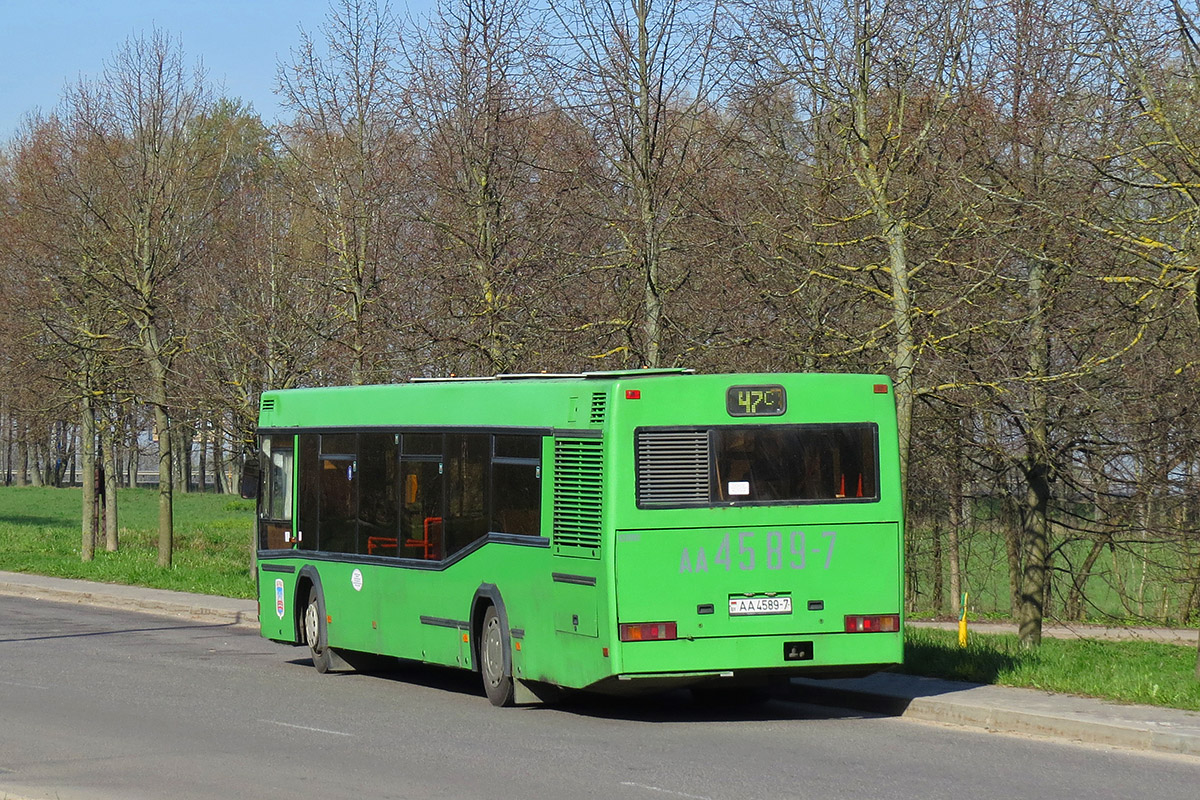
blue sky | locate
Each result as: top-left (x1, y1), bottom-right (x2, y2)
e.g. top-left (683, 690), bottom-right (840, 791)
top-left (0, 0), bottom-right (434, 139)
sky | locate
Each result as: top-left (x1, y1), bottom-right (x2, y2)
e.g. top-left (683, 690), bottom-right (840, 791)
top-left (0, 0), bottom-right (434, 140)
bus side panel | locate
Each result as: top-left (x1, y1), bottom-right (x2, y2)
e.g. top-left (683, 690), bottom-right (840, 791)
top-left (319, 561), bottom-right (385, 655)
top-left (257, 563), bottom-right (300, 644)
top-left (299, 544), bottom-right (559, 678)
top-left (528, 557), bottom-right (613, 690)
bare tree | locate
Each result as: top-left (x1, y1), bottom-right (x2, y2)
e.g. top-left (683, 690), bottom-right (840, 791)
top-left (277, 0), bottom-right (407, 384)
top-left (745, 0), bottom-right (977, 495)
top-left (400, 0), bottom-right (578, 373)
top-left (50, 31), bottom-right (230, 567)
top-left (547, 0), bottom-right (733, 367)
top-left (1080, 0), bottom-right (1200, 673)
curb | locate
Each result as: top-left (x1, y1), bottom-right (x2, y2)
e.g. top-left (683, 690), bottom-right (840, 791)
top-left (0, 573), bottom-right (259, 630)
top-left (792, 675), bottom-right (1200, 758)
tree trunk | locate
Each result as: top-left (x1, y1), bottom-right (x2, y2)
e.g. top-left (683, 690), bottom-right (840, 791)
top-left (1018, 464), bottom-right (1050, 646)
top-left (948, 425), bottom-right (964, 618)
top-left (29, 441), bottom-right (43, 486)
top-left (1018, 257), bottom-right (1051, 648)
top-left (103, 418), bottom-right (119, 552)
top-left (198, 423), bottom-right (208, 492)
top-left (80, 397), bottom-right (97, 562)
top-left (932, 520), bottom-right (945, 615)
top-left (15, 427), bottom-right (28, 486)
top-left (152, 402), bottom-right (174, 568)
top-left (1066, 538), bottom-right (1106, 621)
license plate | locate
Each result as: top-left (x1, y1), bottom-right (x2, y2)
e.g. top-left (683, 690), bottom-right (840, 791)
top-left (729, 596), bottom-right (792, 616)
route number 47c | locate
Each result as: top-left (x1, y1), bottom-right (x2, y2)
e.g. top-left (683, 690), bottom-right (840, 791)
top-left (679, 530), bottom-right (836, 574)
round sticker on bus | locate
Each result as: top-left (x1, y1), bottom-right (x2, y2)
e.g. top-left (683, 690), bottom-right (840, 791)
top-left (351, 568), bottom-right (364, 592)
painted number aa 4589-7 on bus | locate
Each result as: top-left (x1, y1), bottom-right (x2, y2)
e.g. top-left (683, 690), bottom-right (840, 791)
top-left (679, 530), bottom-right (836, 574)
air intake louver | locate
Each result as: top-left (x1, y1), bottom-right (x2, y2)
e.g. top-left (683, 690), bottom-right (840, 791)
top-left (589, 392), bottom-right (607, 426)
top-left (552, 438), bottom-right (603, 557)
top-left (260, 397), bottom-right (276, 414)
top-left (636, 430), bottom-right (711, 506)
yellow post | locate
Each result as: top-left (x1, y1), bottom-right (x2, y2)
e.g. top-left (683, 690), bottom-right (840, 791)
top-left (958, 592), bottom-right (969, 648)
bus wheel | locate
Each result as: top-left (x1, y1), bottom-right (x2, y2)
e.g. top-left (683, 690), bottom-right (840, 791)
top-left (480, 606), bottom-right (514, 707)
top-left (304, 585), bottom-right (333, 674)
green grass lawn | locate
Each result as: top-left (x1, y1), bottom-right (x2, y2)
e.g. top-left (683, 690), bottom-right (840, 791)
top-left (903, 626), bottom-right (1200, 711)
top-left (0, 485), bottom-right (255, 598)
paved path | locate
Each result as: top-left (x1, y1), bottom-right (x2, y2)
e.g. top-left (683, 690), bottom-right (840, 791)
top-left (3, 570), bottom-right (1200, 759)
top-left (911, 618), bottom-right (1200, 647)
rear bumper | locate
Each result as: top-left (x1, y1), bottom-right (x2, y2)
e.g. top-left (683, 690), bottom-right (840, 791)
top-left (609, 630), bottom-right (902, 685)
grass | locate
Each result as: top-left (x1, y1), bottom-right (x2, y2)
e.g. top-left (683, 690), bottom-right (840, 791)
top-left (0, 485), bottom-right (255, 598)
top-left (903, 626), bottom-right (1200, 711)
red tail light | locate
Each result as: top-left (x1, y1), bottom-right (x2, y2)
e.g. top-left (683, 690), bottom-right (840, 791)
top-left (619, 622), bottom-right (677, 642)
top-left (844, 614), bottom-right (900, 633)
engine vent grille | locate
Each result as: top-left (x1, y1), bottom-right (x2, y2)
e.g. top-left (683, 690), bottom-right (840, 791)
top-left (552, 438), bottom-right (604, 558)
top-left (589, 392), bottom-right (608, 426)
top-left (636, 430), bottom-right (711, 506)
top-left (260, 397), bottom-right (276, 414)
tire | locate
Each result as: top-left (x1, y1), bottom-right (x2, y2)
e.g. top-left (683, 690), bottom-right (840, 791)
top-left (303, 584), bottom-right (334, 674)
top-left (480, 605), bottom-right (515, 707)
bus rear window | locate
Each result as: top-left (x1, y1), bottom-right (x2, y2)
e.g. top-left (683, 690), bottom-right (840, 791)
top-left (636, 424), bottom-right (879, 508)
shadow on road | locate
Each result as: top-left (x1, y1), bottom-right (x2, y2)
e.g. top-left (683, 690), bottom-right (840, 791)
top-left (283, 655), bottom-right (883, 723)
top-left (0, 619), bottom-right (243, 644)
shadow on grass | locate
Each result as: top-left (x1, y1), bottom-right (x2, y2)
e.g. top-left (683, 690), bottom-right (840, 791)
top-left (0, 514), bottom-right (69, 527)
top-left (900, 637), bottom-right (1024, 684)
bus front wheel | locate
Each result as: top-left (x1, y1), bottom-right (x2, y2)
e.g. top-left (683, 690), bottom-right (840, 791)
top-left (480, 606), bottom-right (514, 707)
top-left (304, 585), bottom-right (334, 674)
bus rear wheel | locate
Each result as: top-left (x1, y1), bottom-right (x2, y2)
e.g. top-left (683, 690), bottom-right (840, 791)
top-left (480, 606), bottom-right (514, 707)
top-left (304, 585), bottom-right (334, 674)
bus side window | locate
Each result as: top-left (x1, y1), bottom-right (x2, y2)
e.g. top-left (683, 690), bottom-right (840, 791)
top-left (297, 434), bottom-right (320, 550)
top-left (400, 459), bottom-right (443, 559)
top-left (492, 434), bottom-right (541, 536)
top-left (357, 432), bottom-right (398, 557)
top-left (444, 434), bottom-right (490, 557)
top-left (257, 436), bottom-right (293, 550)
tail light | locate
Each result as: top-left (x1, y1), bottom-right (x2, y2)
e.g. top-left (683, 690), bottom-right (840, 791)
top-left (619, 622), bottom-right (677, 642)
top-left (844, 614), bottom-right (900, 633)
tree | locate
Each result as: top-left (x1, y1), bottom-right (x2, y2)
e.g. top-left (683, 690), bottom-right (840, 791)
top-left (49, 31), bottom-right (232, 567)
top-left (547, 0), bottom-right (734, 367)
top-left (277, 0), bottom-right (407, 384)
top-left (1081, 0), bottom-right (1200, 672)
top-left (745, 0), bottom-right (976, 494)
top-left (400, 0), bottom-right (579, 374)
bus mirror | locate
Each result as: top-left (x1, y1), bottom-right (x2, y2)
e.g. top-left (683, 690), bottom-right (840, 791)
top-left (239, 458), bottom-right (261, 500)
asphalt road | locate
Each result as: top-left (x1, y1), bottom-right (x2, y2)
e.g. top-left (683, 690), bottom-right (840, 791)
top-left (1, 595), bottom-right (1198, 800)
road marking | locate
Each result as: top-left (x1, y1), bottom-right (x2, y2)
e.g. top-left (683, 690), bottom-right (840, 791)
top-left (620, 782), bottom-right (711, 800)
top-left (0, 679), bottom-right (48, 690)
top-left (261, 719), bottom-right (354, 737)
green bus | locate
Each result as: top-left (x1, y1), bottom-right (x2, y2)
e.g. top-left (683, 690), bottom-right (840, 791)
top-left (252, 370), bottom-right (903, 706)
